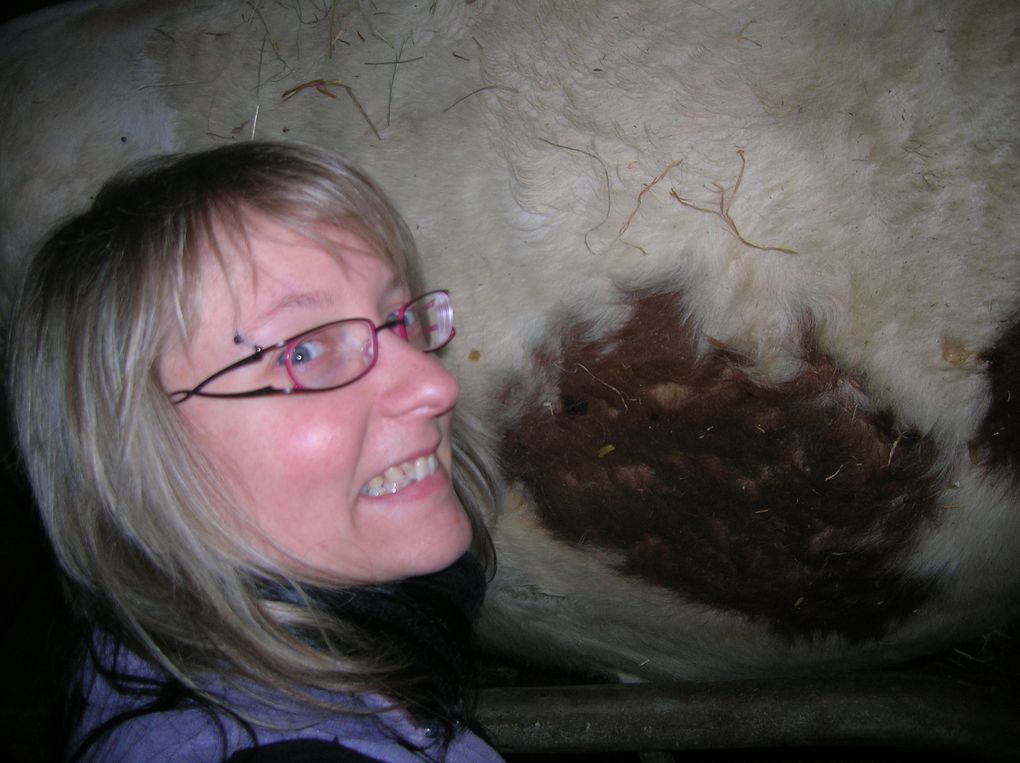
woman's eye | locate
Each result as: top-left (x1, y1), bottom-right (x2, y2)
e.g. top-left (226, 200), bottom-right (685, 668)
top-left (279, 340), bottom-right (324, 368)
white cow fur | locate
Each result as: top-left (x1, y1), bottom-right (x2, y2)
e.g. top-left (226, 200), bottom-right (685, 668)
top-left (2, 0), bottom-right (1019, 680)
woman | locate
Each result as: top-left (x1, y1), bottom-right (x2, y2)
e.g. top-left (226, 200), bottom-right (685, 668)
top-left (6, 142), bottom-right (504, 761)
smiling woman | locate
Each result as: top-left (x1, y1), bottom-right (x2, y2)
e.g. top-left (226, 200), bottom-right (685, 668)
top-left (162, 221), bottom-right (471, 584)
top-left (5, 142), bottom-right (502, 761)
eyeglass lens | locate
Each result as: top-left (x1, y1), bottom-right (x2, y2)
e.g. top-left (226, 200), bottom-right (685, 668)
top-left (285, 291), bottom-right (454, 390)
top-left (400, 292), bottom-right (454, 352)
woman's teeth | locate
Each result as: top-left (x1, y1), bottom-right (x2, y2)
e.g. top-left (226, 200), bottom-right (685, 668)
top-left (360, 453), bottom-right (439, 496)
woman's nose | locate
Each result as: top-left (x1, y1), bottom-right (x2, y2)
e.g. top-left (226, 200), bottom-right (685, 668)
top-left (373, 330), bottom-right (460, 416)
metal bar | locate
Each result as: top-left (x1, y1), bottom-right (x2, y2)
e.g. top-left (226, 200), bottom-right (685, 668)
top-left (476, 674), bottom-right (1020, 760)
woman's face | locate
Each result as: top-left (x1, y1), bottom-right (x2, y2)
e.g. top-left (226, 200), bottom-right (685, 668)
top-left (160, 218), bottom-right (473, 583)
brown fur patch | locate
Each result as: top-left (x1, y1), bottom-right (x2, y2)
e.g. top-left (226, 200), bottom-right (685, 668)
top-left (975, 311), bottom-right (1020, 477)
top-left (498, 291), bottom-right (942, 642)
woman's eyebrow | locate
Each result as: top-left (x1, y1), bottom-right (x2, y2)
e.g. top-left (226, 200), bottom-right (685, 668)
top-left (247, 290), bottom-right (336, 338)
top-left (245, 276), bottom-right (408, 340)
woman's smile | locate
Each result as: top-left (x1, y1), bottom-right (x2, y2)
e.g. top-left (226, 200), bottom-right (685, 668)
top-left (360, 449), bottom-right (442, 497)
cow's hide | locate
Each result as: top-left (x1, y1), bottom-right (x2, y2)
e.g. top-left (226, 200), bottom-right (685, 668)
top-left (2, 0), bottom-right (1019, 681)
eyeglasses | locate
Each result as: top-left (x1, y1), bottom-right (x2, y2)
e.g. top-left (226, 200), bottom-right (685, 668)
top-left (168, 290), bottom-right (455, 403)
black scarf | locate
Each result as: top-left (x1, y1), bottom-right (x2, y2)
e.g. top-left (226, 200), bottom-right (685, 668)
top-left (261, 553), bottom-right (488, 734)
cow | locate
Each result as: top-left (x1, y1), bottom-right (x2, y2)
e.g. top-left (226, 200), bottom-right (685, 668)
top-left (2, 0), bottom-right (1019, 683)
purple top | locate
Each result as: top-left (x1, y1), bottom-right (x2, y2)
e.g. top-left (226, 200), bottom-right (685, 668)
top-left (73, 637), bottom-right (504, 762)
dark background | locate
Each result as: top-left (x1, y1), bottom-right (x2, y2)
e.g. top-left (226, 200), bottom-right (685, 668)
top-left (2, 0), bottom-right (64, 25)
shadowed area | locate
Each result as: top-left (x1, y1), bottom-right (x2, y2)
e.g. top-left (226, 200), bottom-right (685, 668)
top-left (975, 309), bottom-right (1020, 478)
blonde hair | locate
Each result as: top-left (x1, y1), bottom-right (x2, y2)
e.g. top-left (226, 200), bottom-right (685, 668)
top-left (7, 142), bottom-right (499, 735)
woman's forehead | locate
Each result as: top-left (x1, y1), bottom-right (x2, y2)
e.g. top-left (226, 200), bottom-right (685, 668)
top-left (172, 217), bottom-right (401, 345)
top-left (161, 224), bottom-right (403, 382)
